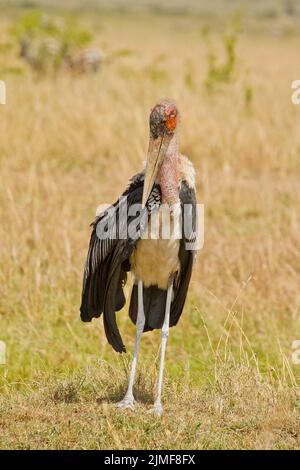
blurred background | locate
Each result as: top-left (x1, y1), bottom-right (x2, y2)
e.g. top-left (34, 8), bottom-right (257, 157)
top-left (1, 0), bottom-right (300, 450)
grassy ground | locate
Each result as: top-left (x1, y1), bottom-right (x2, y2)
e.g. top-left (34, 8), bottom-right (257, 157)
top-left (1, 3), bottom-right (300, 449)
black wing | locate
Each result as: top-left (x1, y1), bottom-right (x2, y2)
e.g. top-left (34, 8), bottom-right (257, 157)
top-left (169, 180), bottom-right (197, 327)
top-left (80, 172), bottom-right (161, 353)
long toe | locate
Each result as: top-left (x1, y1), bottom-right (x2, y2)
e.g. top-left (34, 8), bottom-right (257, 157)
top-left (149, 403), bottom-right (163, 416)
top-left (116, 397), bottom-right (135, 411)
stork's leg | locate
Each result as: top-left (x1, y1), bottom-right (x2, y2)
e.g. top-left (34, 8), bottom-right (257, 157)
top-left (116, 280), bottom-right (145, 411)
top-left (150, 277), bottom-right (173, 416)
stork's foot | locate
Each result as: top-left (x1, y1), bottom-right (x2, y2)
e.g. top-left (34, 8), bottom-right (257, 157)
top-left (116, 396), bottom-right (135, 411)
top-left (149, 402), bottom-right (163, 416)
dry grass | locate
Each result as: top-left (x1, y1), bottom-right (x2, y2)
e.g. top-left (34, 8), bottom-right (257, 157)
top-left (1, 4), bottom-right (300, 449)
top-left (1, 362), bottom-right (300, 449)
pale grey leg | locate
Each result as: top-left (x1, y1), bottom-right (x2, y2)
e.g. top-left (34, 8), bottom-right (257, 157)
top-left (150, 277), bottom-right (173, 416)
top-left (116, 280), bottom-right (145, 411)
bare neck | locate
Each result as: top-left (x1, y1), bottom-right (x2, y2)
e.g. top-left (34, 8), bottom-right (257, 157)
top-left (159, 133), bottom-right (180, 206)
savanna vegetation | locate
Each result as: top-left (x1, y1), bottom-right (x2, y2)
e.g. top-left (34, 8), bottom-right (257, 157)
top-left (1, 0), bottom-right (300, 450)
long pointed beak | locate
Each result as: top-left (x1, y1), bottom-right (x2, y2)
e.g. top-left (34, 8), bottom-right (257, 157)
top-left (142, 133), bottom-right (169, 207)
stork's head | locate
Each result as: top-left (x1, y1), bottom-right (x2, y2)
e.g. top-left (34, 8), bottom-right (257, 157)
top-left (149, 100), bottom-right (179, 138)
top-left (142, 100), bottom-right (179, 206)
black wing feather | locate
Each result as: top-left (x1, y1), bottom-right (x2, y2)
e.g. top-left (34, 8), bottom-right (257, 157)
top-left (170, 181), bottom-right (197, 326)
top-left (80, 172), bottom-right (155, 353)
top-left (80, 172), bottom-right (144, 322)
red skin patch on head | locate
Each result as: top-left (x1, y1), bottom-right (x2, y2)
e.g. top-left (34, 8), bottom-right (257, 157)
top-left (166, 116), bottom-right (177, 131)
top-left (165, 105), bottom-right (177, 131)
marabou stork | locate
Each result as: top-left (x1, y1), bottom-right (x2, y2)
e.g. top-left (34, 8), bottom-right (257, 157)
top-left (80, 100), bottom-right (197, 415)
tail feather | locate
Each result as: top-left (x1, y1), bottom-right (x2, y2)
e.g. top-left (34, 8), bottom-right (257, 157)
top-left (103, 264), bottom-right (126, 353)
top-left (129, 283), bottom-right (167, 331)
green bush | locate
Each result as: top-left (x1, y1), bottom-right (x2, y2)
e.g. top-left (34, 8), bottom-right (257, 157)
top-left (203, 11), bottom-right (242, 92)
top-left (12, 11), bottom-right (92, 73)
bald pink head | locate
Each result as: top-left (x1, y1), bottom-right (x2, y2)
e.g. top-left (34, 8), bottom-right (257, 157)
top-left (149, 99), bottom-right (179, 139)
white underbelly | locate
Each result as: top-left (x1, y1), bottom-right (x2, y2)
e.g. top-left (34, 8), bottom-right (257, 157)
top-left (130, 208), bottom-right (180, 289)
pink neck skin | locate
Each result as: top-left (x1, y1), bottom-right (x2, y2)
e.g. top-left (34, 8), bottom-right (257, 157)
top-left (159, 133), bottom-right (180, 206)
